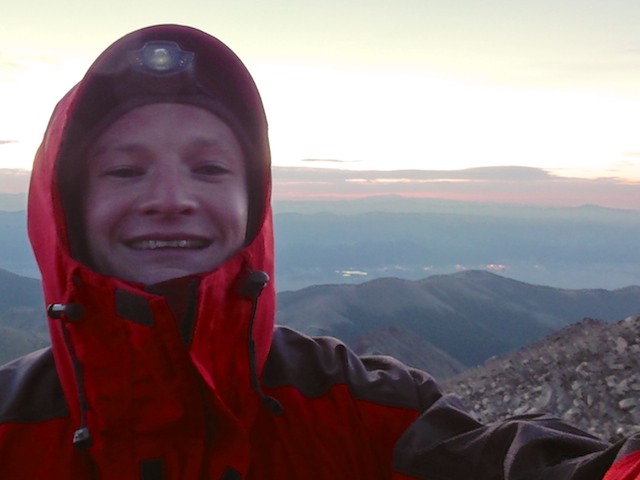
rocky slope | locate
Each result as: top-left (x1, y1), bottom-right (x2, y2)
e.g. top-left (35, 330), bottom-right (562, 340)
top-left (443, 316), bottom-right (640, 442)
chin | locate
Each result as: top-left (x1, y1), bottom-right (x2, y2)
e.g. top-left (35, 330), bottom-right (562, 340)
top-left (116, 268), bottom-right (187, 286)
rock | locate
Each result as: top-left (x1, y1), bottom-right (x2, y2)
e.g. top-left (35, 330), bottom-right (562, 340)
top-left (615, 337), bottom-right (628, 354)
top-left (618, 398), bottom-right (639, 411)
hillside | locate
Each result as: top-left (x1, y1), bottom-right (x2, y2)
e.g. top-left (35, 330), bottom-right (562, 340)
top-left (0, 268), bottom-right (46, 365)
top-left (443, 316), bottom-right (640, 442)
top-left (0, 309), bottom-right (49, 365)
top-left (277, 270), bottom-right (640, 369)
top-left (351, 325), bottom-right (466, 378)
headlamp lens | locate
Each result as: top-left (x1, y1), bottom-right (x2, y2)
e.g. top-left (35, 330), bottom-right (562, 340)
top-left (131, 41), bottom-right (195, 75)
top-left (146, 47), bottom-right (174, 71)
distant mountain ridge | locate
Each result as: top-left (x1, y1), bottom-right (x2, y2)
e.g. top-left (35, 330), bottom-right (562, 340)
top-left (277, 270), bottom-right (640, 370)
top-left (273, 198), bottom-right (640, 291)
top-left (1, 196), bottom-right (639, 289)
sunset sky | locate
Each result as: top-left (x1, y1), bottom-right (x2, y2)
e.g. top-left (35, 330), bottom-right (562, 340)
top-left (2, 1), bottom-right (640, 206)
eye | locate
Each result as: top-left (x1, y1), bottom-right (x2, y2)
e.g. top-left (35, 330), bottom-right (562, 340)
top-left (103, 166), bottom-right (145, 178)
top-left (192, 163), bottom-right (231, 177)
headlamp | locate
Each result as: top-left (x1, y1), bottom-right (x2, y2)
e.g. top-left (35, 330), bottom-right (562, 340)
top-left (113, 40), bottom-right (199, 98)
top-left (129, 41), bottom-right (195, 76)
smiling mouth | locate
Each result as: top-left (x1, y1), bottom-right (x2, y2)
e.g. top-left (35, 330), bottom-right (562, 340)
top-left (128, 239), bottom-right (211, 250)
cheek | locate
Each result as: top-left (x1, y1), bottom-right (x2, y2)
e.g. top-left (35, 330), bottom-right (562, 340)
top-left (83, 190), bottom-right (124, 236)
top-left (83, 196), bottom-right (105, 234)
top-left (214, 190), bottom-right (249, 240)
top-left (233, 189), bottom-right (250, 235)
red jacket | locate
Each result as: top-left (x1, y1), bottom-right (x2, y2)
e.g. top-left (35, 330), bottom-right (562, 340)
top-left (0, 24), bottom-right (634, 479)
top-left (604, 451), bottom-right (640, 480)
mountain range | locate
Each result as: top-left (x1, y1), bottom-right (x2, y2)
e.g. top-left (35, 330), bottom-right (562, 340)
top-left (273, 198), bottom-right (640, 291)
top-left (276, 270), bottom-right (640, 370)
top-left (3, 196), bottom-right (640, 290)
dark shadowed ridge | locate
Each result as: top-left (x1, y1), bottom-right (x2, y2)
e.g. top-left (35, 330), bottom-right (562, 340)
top-left (351, 325), bottom-right (466, 379)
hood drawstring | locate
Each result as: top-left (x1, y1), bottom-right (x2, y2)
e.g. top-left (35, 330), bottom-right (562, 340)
top-left (47, 303), bottom-right (94, 449)
top-left (238, 270), bottom-right (283, 416)
top-left (45, 269), bottom-right (281, 452)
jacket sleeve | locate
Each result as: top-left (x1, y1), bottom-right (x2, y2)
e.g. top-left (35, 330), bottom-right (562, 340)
top-left (340, 338), bottom-right (624, 479)
top-left (266, 327), bottom-right (629, 479)
top-left (392, 368), bottom-right (629, 480)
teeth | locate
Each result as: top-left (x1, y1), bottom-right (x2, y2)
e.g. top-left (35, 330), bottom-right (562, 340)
top-left (130, 239), bottom-right (207, 250)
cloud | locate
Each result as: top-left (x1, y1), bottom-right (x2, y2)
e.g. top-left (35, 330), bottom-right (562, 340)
top-left (0, 48), bottom-right (71, 72)
top-left (0, 169), bottom-right (31, 194)
top-left (0, 52), bottom-right (24, 71)
top-left (450, 166), bottom-right (552, 181)
top-left (301, 158), bottom-right (362, 166)
top-left (273, 165), bottom-right (556, 188)
top-left (485, 264), bottom-right (509, 272)
top-left (272, 165), bottom-right (640, 210)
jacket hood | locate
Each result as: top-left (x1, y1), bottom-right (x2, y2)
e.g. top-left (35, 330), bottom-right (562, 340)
top-left (27, 24), bottom-right (275, 472)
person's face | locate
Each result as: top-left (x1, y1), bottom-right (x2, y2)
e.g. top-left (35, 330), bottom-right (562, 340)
top-left (83, 103), bottom-right (248, 285)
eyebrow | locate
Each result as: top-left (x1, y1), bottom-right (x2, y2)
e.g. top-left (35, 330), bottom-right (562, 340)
top-left (90, 137), bottom-right (242, 161)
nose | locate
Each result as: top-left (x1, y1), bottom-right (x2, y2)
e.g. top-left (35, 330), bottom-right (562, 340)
top-left (138, 168), bottom-right (198, 216)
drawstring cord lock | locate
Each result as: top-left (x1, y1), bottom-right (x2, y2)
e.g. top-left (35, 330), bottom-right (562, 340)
top-left (72, 427), bottom-right (93, 449)
top-left (237, 270), bottom-right (270, 299)
top-left (47, 303), bottom-right (86, 321)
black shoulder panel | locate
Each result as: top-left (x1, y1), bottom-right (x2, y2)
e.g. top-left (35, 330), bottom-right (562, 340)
top-left (262, 326), bottom-right (442, 410)
top-left (0, 348), bottom-right (68, 423)
top-left (394, 412), bottom-right (617, 479)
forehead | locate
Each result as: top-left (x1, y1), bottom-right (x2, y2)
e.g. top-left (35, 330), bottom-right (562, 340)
top-left (90, 103), bottom-right (245, 156)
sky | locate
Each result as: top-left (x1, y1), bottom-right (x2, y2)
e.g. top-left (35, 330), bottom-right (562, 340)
top-left (2, 0), bottom-right (640, 206)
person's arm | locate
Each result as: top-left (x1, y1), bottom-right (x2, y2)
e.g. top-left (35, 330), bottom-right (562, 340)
top-left (391, 365), bottom-right (633, 479)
